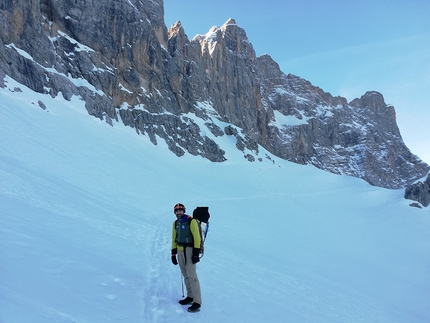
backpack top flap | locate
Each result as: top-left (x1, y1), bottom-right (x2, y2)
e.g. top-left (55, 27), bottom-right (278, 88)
top-left (193, 206), bottom-right (210, 223)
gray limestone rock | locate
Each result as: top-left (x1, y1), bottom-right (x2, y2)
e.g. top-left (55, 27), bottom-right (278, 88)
top-left (404, 175), bottom-right (430, 207)
top-left (0, 0), bottom-right (428, 192)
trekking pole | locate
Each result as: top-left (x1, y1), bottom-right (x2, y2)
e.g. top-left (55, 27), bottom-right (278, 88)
top-left (181, 273), bottom-right (185, 297)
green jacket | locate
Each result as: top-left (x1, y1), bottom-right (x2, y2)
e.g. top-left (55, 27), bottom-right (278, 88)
top-left (172, 216), bottom-right (201, 251)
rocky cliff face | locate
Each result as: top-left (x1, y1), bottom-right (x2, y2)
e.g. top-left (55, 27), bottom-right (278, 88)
top-left (404, 175), bottom-right (430, 208)
top-left (1, 0), bottom-right (428, 191)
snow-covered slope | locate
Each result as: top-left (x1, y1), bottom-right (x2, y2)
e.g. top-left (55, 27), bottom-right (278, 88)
top-left (1, 77), bottom-right (429, 323)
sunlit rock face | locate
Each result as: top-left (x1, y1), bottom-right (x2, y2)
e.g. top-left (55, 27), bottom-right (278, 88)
top-left (1, 0), bottom-right (428, 188)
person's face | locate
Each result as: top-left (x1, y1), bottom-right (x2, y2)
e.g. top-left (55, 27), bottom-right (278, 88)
top-left (175, 208), bottom-right (185, 219)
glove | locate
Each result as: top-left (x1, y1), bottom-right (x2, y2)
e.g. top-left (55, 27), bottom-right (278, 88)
top-left (171, 249), bottom-right (178, 265)
top-left (191, 248), bottom-right (200, 264)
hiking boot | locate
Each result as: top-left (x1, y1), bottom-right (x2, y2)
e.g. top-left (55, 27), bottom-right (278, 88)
top-left (178, 297), bottom-right (193, 305)
top-left (187, 302), bottom-right (201, 313)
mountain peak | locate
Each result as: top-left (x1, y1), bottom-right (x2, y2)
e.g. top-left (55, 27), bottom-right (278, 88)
top-left (349, 91), bottom-right (387, 110)
top-left (168, 20), bottom-right (184, 38)
top-left (1, 0), bottom-right (428, 190)
top-left (222, 18), bottom-right (237, 26)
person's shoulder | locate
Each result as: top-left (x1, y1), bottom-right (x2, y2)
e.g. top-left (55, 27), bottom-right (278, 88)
top-left (189, 216), bottom-right (198, 225)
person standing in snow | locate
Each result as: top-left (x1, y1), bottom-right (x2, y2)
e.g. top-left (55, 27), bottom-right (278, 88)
top-left (171, 203), bottom-right (202, 313)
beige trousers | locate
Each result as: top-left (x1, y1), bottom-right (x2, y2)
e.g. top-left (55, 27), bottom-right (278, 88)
top-left (178, 247), bottom-right (202, 305)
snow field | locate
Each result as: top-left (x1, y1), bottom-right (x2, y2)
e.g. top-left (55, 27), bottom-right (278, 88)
top-left (1, 77), bottom-right (429, 322)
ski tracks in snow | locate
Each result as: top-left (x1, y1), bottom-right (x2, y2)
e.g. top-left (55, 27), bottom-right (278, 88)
top-left (142, 219), bottom-right (179, 322)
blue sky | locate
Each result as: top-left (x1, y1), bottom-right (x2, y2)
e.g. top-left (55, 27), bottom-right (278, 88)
top-left (164, 0), bottom-right (430, 165)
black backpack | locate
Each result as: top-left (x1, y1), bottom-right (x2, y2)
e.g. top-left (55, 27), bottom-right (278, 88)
top-left (192, 207), bottom-right (210, 257)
